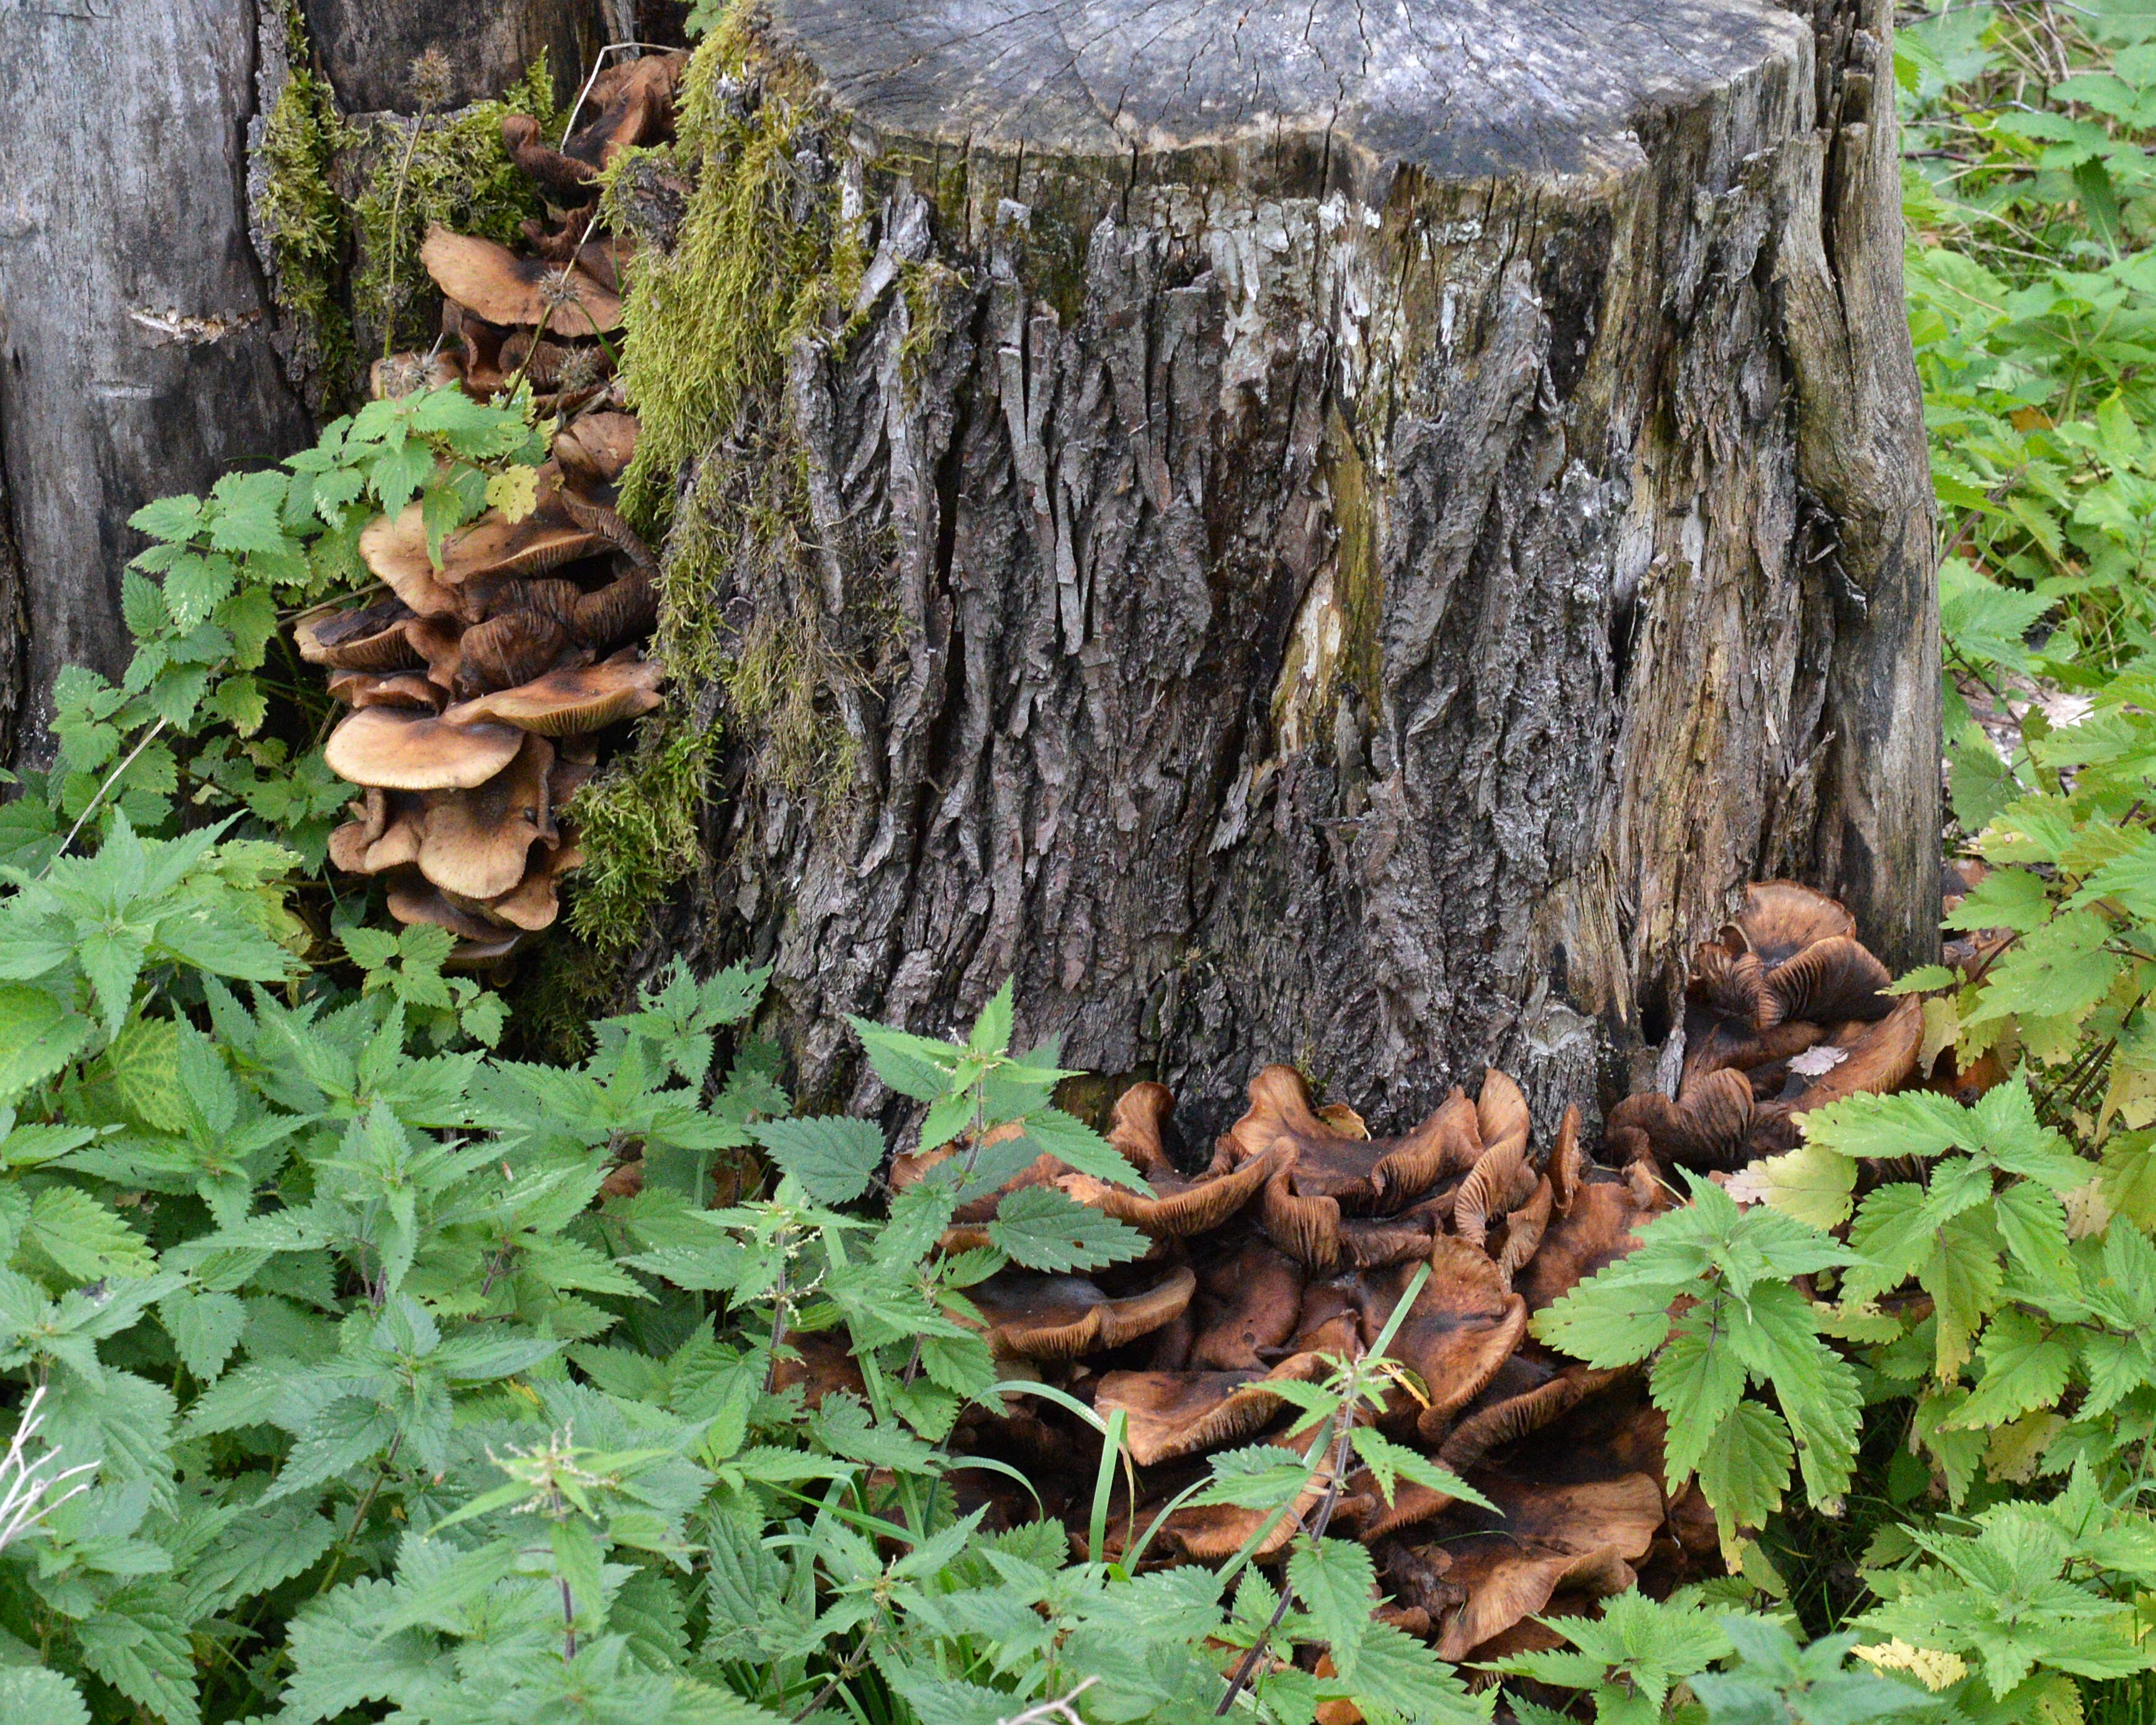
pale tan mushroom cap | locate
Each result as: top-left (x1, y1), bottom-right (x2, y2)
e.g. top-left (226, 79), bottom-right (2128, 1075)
top-left (441, 656), bottom-right (663, 736)
top-left (420, 227), bottom-right (623, 334)
top-left (325, 707), bottom-right (526, 791)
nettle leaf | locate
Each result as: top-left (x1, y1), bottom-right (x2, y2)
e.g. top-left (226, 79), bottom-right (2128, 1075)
top-left (159, 1286), bottom-right (247, 1381)
top-left (1289, 1537), bottom-right (1375, 1682)
top-left (0, 983), bottom-right (91, 1100)
top-left (1016, 1105), bottom-right (1152, 1191)
top-left (848, 1016), bottom-right (960, 1100)
top-left (0, 1667), bottom-right (91, 1725)
top-left (25, 1186), bottom-right (156, 1283)
top-left (1653, 1306), bottom-right (1749, 1484)
top-left (1964, 907), bottom-right (2118, 1024)
top-left (1696, 1399), bottom-right (1792, 1547)
top-left (986, 1186), bottom-right (1147, 1271)
top-left (76, 1588), bottom-right (199, 1725)
top-left (753, 1115), bottom-right (885, 1204)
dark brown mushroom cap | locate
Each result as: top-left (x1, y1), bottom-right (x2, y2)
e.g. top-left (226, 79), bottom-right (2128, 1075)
top-left (1094, 1354), bottom-right (1330, 1467)
top-left (555, 480), bottom-right (659, 572)
top-left (963, 1266), bottom-right (1197, 1363)
top-left (570, 570), bottom-right (658, 651)
top-left (1516, 1171), bottom-right (1663, 1313)
top-left (1763, 933), bottom-right (1894, 1026)
top-left (1680, 1018), bottom-right (1823, 1101)
top-left (465, 575), bottom-right (584, 629)
top-left (441, 655), bottom-right (663, 736)
top-left (1739, 880), bottom-right (1858, 968)
top-left (1428, 1473), bottom-right (1665, 1660)
top-left (1364, 1237), bottom-right (1529, 1440)
top-left (1453, 1138), bottom-right (1537, 1250)
top-left (419, 227), bottom-right (622, 334)
top-left (1060, 1091), bottom-right (1277, 1238)
top-left (1437, 1363), bottom-right (1629, 1474)
top-left (416, 732), bottom-right (553, 899)
top-left (1604, 1066), bottom-right (1757, 1171)
top-left (554, 411), bottom-right (639, 483)
top-left (501, 112), bottom-right (600, 200)
top-left (562, 51), bottom-right (682, 169)
top-left (325, 707), bottom-right (526, 791)
top-left (385, 872), bottom-right (516, 942)
top-left (1132, 1422), bottom-right (1333, 1563)
top-left (405, 616), bottom-right (463, 694)
top-left (1491, 1177), bottom-right (1554, 1287)
top-left (328, 789), bottom-right (427, 876)
top-left (455, 609), bottom-right (572, 700)
top-left (769, 1328), bottom-right (869, 1409)
top-left (297, 597), bottom-right (424, 670)
top-left (1689, 941), bottom-right (1774, 1030)
top-left (1748, 994), bottom-right (1925, 1154)
top-left (1179, 1236), bottom-right (1308, 1372)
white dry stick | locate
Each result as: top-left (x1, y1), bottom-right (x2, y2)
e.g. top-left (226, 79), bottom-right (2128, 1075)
top-left (0, 1386), bottom-right (97, 1555)
top-left (998, 1679), bottom-right (1099, 1725)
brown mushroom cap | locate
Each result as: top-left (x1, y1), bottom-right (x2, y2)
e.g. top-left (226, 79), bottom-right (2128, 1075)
top-left (570, 570), bottom-right (658, 651)
top-left (1604, 1067), bottom-right (1757, 1171)
top-left (1095, 1355), bottom-right (1330, 1467)
top-left (419, 228), bottom-right (622, 334)
top-left (416, 732), bottom-right (553, 898)
top-left (455, 609), bottom-right (573, 700)
top-left (328, 789), bottom-right (427, 876)
top-left (1740, 880), bottom-right (1859, 968)
top-left (1763, 933), bottom-right (1894, 1026)
top-left (1748, 994), bottom-right (1925, 1153)
top-left (325, 707), bottom-right (526, 791)
top-left (1517, 1173), bottom-right (1663, 1313)
top-left (326, 669), bottom-right (444, 712)
top-left (486, 832), bottom-right (583, 933)
top-left (1177, 1237), bottom-right (1309, 1372)
top-left (385, 874), bottom-right (516, 942)
top-left (364, 490), bottom-right (609, 595)
top-left (297, 597), bottom-right (424, 670)
top-left (441, 655), bottom-right (663, 735)
top-left (1428, 1474), bottom-right (1665, 1660)
top-left (1364, 1237), bottom-right (1530, 1440)
top-left (554, 411), bottom-right (638, 483)
top-left (964, 1266), bottom-right (1197, 1363)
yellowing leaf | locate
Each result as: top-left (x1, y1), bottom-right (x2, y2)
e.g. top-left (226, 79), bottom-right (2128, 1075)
top-left (1854, 1639), bottom-right (1969, 1691)
top-left (1984, 1411), bottom-right (2066, 1484)
top-left (484, 465), bottom-right (539, 523)
top-left (1750, 1140), bottom-right (1857, 1230)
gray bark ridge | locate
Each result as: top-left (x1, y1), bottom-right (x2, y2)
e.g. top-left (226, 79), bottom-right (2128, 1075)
top-left (648, 0), bottom-right (1936, 1141)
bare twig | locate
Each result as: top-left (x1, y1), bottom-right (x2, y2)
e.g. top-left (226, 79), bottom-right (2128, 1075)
top-left (999, 1678), bottom-right (1100, 1724)
top-left (40, 715), bottom-right (169, 876)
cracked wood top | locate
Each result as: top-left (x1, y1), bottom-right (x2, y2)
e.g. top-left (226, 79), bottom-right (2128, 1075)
top-left (765, 0), bottom-right (1810, 186)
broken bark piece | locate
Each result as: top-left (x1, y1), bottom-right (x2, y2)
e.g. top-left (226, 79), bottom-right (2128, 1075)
top-left (326, 707), bottom-right (526, 791)
top-left (420, 227), bottom-right (623, 334)
top-left (441, 655), bottom-right (663, 735)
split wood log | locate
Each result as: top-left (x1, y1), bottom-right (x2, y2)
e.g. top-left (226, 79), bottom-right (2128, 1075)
top-left (651, 0), bottom-right (1939, 1136)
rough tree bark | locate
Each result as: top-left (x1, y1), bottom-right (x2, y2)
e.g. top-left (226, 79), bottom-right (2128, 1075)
top-left (653, 0), bottom-right (1939, 1137)
top-left (0, 0), bottom-right (601, 763)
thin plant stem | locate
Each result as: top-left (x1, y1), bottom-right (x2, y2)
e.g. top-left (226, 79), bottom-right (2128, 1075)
top-left (41, 716), bottom-right (168, 876)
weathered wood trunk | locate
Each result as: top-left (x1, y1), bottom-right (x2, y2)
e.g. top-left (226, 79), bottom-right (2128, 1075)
top-left (646, 0), bottom-right (1939, 1139)
top-left (0, 0), bottom-right (601, 762)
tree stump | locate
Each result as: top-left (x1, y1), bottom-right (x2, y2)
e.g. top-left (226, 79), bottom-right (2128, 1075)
top-left (646, 0), bottom-right (1938, 1137)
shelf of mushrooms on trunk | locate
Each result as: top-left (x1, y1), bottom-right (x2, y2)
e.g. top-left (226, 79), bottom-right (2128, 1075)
top-left (763, 884), bottom-right (1999, 1676)
top-left (302, 50), bottom-right (686, 964)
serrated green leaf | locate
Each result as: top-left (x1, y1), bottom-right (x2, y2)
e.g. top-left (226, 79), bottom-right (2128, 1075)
top-left (0, 1668), bottom-right (92, 1725)
top-left (753, 1115), bottom-right (885, 1204)
top-left (1697, 1399), bottom-right (1792, 1549)
top-left (985, 1186), bottom-right (1147, 1271)
top-left (1289, 1537), bottom-right (1375, 1682)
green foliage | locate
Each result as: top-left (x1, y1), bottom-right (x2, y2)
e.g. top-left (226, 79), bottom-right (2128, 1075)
top-left (1534, 1176), bottom-right (1861, 1554)
top-left (350, 59), bottom-right (560, 356)
top-left (254, 7), bottom-right (359, 405)
top-left (0, 384), bottom-right (544, 885)
top-left (1485, 1588), bottom-right (1751, 1724)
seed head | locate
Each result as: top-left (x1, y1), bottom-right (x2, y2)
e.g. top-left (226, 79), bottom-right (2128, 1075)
top-left (409, 48), bottom-right (454, 113)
